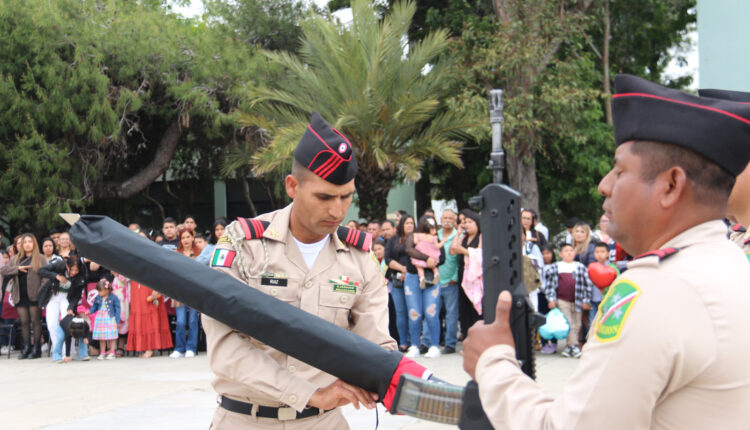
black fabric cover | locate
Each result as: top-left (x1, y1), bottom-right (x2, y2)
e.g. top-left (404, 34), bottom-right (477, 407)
top-left (336, 226), bottom-right (372, 252)
top-left (613, 74), bottom-right (750, 176)
top-left (69, 215), bottom-right (401, 399)
top-left (294, 112), bottom-right (357, 185)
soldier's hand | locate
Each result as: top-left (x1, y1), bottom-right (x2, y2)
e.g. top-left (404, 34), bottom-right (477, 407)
top-left (463, 290), bottom-right (515, 380)
top-left (307, 379), bottom-right (377, 411)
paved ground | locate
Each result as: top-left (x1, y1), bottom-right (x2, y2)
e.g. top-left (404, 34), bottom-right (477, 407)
top-left (0, 344), bottom-right (578, 429)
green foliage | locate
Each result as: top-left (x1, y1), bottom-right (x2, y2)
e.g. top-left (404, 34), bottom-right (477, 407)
top-left (0, 0), bottom-right (258, 231)
top-left (204, 0), bottom-right (309, 51)
top-left (237, 0), bottom-right (478, 219)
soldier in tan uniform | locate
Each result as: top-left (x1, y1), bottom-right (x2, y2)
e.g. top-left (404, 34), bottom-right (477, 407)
top-left (699, 88), bottom-right (750, 256)
top-left (462, 74), bottom-right (750, 429)
top-left (203, 112), bottom-right (397, 429)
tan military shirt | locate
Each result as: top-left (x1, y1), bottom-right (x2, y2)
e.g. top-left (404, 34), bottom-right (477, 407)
top-left (202, 204), bottom-right (396, 413)
top-left (475, 220), bottom-right (750, 429)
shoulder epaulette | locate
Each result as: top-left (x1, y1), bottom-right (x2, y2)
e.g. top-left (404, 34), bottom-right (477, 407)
top-left (236, 217), bottom-right (270, 240)
top-left (337, 226), bottom-right (372, 252)
top-left (634, 247), bottom-right (680, 262)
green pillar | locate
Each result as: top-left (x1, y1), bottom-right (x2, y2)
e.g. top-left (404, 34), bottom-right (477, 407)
top-left (214, 180), bottom-right (227, 219)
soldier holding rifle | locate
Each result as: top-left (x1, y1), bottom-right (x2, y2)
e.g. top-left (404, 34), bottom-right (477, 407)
top-left (463, 75), bottom-right (750, 429)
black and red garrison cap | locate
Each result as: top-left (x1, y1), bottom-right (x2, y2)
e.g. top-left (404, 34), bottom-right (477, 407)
top-left (699, 88), bottom-right (750, 103)
top-left (612, 74), bottom-right (750, 176)
top-left (294, 112), bottom-right (358, 185)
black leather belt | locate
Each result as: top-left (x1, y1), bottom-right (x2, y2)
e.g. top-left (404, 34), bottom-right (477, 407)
top-left (219, 396), bottom-right (328, 420)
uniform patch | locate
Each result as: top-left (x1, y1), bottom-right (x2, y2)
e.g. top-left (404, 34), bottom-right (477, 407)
top-left (211, 249), bottom-right (236, 268)
top-left (594, 280), bottom-right (641, 343)
top-left (329, 276), bottom-right (359, 294)
top-left (217, 235), bottom-right (231, 246)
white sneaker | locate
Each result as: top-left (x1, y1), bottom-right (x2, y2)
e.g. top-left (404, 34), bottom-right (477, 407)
top-left (405, 346), bottom-right (420, 358)
top-left (41, 343), bottom-right (49, 353)
top-left (184, 350), bottom-right (196, 358)
top-left (0, 346), bottom-right (9, 355)
top-left (169, 351), bottom-right (184, 358)
top-left (424, 346), bottom-right (441, 358)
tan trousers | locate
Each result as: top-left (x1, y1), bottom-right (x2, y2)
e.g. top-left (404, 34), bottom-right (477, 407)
top-left (557, 299), bottom-right (581, 348)
top-left (210, 405), bottom-right (349, 430)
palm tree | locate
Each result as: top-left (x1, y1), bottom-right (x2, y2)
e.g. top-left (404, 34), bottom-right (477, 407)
top-left (235, 0), bottom-right (476, 220)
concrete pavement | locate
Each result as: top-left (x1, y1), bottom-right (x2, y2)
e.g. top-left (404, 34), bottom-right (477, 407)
top-left (0, 345), bottom-right (578, 429)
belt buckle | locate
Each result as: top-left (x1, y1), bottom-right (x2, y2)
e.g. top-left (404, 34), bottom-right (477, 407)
top-left (277, 407), bottom-right (297, 421)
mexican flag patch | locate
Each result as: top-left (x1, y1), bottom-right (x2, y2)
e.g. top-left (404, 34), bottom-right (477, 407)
top-left (594, 280), bottom-right (641, 343)
top-left (211, 249), bottom-right (236, 268)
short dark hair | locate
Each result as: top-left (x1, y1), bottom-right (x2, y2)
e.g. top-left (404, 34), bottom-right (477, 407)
top-left (593, 241), bottom-right (609, 251)
top-left (381, 220), bottom-right (395, 227)
top-left (416, 215), bottom-right (437, 234)
top-left (163, 217), bottom-right (177, 226)
top-left (291, 159), bottom-right (312, 184)
top-left (631, 141), bottom-right (735, 206)
top-left (373, 239), bottom-right (386, 248)
top-left (560, 243), bottom-right (574, 251)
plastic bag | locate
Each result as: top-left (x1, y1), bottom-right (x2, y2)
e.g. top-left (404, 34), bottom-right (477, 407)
top-left (539, 308), bottom-right (570, 340)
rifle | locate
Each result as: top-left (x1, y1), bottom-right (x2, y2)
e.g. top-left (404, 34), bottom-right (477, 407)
top-left (389, 89), bottom-right (543, 428)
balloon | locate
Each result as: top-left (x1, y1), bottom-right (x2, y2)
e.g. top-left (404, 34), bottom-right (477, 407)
top-left (588, 262), bottom-right (618, 290)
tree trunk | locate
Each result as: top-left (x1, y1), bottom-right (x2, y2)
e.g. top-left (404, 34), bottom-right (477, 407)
top-left (239, 170), bottom-right (258, 217)
top-left (506, 148), bottom-right (540, 214)
top-left (354, 161), bottom-right (395, 221)
top-left (415, 173), bottom-right (432, 217)
top-left (97, 120), bottom-right (182, 199)
top-left (603, 0), bottom-right (612, 125)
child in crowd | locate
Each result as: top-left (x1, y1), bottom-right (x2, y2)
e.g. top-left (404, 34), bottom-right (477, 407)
top-left (538, 244), bottom-right (557, 354)
top-left (110, 272), bottom-right (130, 357)
top-left (88, 279), bottom-right (121, 360)
top-left (586, 242), bottom-right (612, 334)
top-left (542, 243), bottom-right (593, 358)
top-left (410, 217), bottom-right (446, 288)
top-left (372, 240), bottom-right (388, 280)
top-left (54, 306), bottom-right (90, 363)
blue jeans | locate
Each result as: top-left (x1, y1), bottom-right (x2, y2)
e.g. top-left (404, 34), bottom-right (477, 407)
top-left (52, 326), bottom-right (89, 361)
top-left (390, 284), bottom-right (409, 347)
top-left (175, 306), bottom-right (199, 353)
top-left (404, 272), bottom-right (441, 347)
top-left (439, 281), bottom-right (459, 348)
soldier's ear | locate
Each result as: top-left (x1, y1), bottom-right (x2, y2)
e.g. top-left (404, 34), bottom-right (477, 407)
top-left (285, 174), bottom-right (299, 199)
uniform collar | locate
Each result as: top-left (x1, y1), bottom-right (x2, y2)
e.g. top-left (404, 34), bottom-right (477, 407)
top-left (263, 203), bottom-right (349, 252)
top-left (661, 219), bottom-right (729, 250)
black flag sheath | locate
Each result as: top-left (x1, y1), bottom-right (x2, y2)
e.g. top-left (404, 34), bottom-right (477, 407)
top-left (66, 215), bottom-right (402, 399)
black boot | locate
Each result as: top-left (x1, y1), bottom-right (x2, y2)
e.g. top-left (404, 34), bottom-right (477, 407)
top-left (18, 343), bottom-right (32, 360)
top-left (29, 343), bottom-right (42, 359)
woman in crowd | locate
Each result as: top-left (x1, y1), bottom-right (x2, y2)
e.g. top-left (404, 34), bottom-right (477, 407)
top-left (0, 233), bottom-right (47, 359)
top-left (37, 238), bottom-right (66, 359)
top-left (127, 228), bottom-right (173, 358)
top-left (171, 228), bottom-right (200, 358)
top-left (572, 222), bottom-right (596, 267)
top-left (385, 214), bottom-right (415, 352)
top-left (57, 232), bottom-right (76, 259)
top-left (450, 209), bottom-right (482, 342)
top-left (404, 214), bottom-right (445, 359)
top-left (521, 208), bottom-right (548, 248)
top-left (196, 218), bottom-right (228, 266)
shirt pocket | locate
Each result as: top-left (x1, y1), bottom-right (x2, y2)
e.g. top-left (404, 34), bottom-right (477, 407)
top-left (318, 281), bottom-right (361, 329)
top-left (256, 279), bottom-right (301, 304)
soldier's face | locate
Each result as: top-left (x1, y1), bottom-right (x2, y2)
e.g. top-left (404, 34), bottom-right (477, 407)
top-left (286, 173), bottom-right (356, 241)
top-left (728, 162), bottom-right (750, 227)
top-left (598, 142), bottom-right (660, 256)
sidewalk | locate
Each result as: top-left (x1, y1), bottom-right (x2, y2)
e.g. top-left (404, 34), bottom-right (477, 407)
top-left (0, 346), bottom-right (578, 429)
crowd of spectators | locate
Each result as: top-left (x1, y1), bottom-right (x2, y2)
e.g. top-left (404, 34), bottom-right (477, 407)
top-left (0, 207), bottom-right (625, 363)
top-left (0, 215), bottom-right (227, 361)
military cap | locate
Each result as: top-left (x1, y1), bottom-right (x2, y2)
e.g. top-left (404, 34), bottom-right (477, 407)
top-left (294, 112), bottom-right (357, 185)
top-left (612, 74), bottom-right (750, 176)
